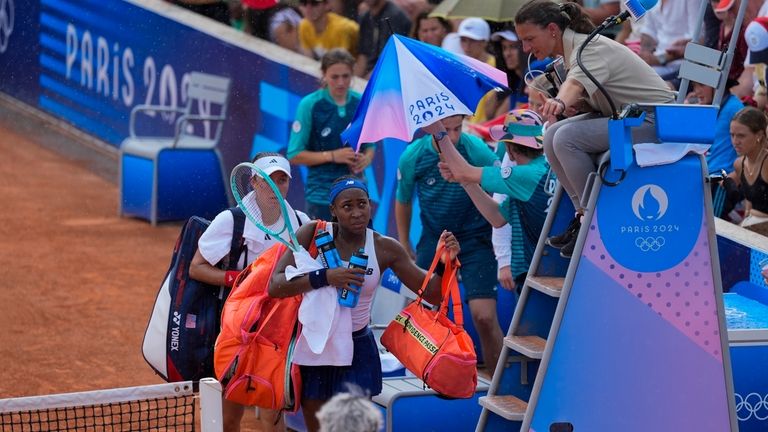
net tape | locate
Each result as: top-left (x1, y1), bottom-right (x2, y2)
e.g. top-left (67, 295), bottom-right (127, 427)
top-left (0, 382), bottom-right (197, 431)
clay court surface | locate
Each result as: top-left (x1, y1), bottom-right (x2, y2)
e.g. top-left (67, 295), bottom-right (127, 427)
top-left (0, 101), bottom-right (260, 428)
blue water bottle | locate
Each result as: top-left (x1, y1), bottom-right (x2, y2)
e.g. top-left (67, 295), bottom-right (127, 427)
top-left (315, 230), bottom-right (342, 269)
top-left (339, 248), bottom-right (368, 308)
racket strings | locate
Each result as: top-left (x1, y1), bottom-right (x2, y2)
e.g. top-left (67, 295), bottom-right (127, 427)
top-left (231, 164), bottom-right (289, 240)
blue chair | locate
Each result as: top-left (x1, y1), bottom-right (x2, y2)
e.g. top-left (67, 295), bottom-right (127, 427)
top-left (119, 72), bottom-right (231, 225)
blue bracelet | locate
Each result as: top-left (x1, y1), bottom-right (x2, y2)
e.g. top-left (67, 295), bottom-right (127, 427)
top-left (308, 268), bottom-right (328, 289)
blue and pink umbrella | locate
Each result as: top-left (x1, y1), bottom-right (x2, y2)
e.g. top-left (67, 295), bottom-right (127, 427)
top-left (341, 34), bottom-right (508, 149)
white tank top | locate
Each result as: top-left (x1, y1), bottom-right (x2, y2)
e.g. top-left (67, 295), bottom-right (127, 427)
top-left (327, 226), bottom-right (381, 331)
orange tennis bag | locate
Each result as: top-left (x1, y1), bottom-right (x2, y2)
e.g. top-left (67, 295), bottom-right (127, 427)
top-left (381, 246), bottom-right (477, 398)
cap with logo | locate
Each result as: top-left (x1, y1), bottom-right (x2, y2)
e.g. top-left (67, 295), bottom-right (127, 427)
top-left (253, 155), bottom-right (292, 178)
top-left (457, 18), bottom-right (491, 42)
top-left (488, 109), bottom-right (545, 149)
top-left (746, 17), bottom-right (768, 65)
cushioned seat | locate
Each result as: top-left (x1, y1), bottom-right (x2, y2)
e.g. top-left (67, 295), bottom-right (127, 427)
top-left (118, 72), bottom-right (231, 225)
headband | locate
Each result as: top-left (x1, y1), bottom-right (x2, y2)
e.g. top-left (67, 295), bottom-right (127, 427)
top-left (329, 178), bottom-right (368, 203)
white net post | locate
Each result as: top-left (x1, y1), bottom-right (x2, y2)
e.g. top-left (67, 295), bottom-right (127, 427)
top-left (199, 378), bottom-right (223, 432)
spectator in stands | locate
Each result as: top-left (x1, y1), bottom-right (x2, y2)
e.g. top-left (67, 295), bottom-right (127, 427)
top-left (746, 17), bottom-right (768, 112)
top-left (516, 0), bottom-right (675, 258)
top-left (728, 106), bottom-right (768, 228)
top-left (327, 0), bottom-right (363, 21)
top-left (686, 81), bottom-right (743, 174)
top-left (288, 49), bottom-right (375, 220)
top-left (458, 18), bottom-right (495, 66)
top-left (298, 0), bottom-right (360, 59)
top-left (433, 110), bottom-right (551, 293)
top-left (395, 114), bottom-right (503, 374)
top-left (710, 0), bottom-right (753, 99)
top-left (354, 0), bottom-right (412, 78)
top-left (244, 1), bottom-right (303, 52)
top-left (484, 30), bottom-right (527, 120)
top-left (316, 385), bottom-right (383, 432)
top-left (190, 152), bottom-right (310, 432)
top-left (638, 0), bottom-right (700, 82)
top-left (410, 12), bottom-right (452, 47)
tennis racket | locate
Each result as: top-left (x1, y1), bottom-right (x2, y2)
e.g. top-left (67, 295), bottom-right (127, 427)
top-left (230, 162), bottom-right (304, 252)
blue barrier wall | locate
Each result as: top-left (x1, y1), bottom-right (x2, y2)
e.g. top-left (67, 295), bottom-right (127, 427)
top-left (0, 0), bottom-right (427, 288)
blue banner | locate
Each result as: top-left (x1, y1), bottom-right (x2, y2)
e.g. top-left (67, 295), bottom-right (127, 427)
top-left (0, 0), bottom-right (418, 288)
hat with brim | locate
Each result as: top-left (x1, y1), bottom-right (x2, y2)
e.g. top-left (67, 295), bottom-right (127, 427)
top-left (746, 17), bottom-right (768, 65)
top-left (491, 31), bottom-right (518, 43)
top-left (488, 109), bottom-right (544, 149)
top-left (253, 155), bottom-right (292, 178)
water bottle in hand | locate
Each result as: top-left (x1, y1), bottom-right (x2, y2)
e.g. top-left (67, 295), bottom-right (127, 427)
top-left (339, 248), bottom-right (368, 308)
top-left (315, 230), bottom-right (342, 269)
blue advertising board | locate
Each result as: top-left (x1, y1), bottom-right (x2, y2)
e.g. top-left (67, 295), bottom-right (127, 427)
top-left (0, 0), bottom-right (425, 288)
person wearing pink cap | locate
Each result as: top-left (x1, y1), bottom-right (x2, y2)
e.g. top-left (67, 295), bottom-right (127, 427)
top-left (430, 109), bottom-right (553, 285)
top-left (190, 152), bottom-right (310, 431)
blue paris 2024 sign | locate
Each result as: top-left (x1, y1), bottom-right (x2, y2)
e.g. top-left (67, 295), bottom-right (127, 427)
top-left (598, 157), bottom-right (703, 272)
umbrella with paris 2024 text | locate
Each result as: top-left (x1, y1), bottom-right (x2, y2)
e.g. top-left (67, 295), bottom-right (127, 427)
top-left (340, 34), bottom-right (508, 150)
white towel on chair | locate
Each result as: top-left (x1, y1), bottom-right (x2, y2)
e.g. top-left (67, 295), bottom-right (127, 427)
top-left (286, 248), bottom-right (353, 366)
top-left (634, 143), bottom-right (710, 167)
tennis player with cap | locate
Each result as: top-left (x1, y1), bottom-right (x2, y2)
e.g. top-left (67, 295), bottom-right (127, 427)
top-left (189, 152), bottom-right (310, 431)
top-left (432, 109), bottom-right (552, 289)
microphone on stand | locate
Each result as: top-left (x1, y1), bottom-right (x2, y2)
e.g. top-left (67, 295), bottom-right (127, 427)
top-left (609, 0), bottom-right (659, 26)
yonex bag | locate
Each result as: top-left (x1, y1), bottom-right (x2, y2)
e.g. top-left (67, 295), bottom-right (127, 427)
top-left (142, 208), bottom-right (245, 382)
top-left (381, 246), bottom-right (477, 398)
top-left (214, 222), bottom-right (322, 410)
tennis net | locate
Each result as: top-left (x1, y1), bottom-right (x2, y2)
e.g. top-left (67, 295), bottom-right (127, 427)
top-left (0, 379), bottom-right (222, 432)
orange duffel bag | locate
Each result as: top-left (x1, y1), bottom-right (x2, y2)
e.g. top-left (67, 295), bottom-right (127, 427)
top-left (381, 245), bottom-right (477, 398)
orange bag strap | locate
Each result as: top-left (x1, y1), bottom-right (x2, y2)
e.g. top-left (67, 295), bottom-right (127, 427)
top-left (415, 245), bottom-right (463, 327)
top-left (252, 222), bottom-right (326, 336)
top-left (439, 254), bottom-right (464, 328)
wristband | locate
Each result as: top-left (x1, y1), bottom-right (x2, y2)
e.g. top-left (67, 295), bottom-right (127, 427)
top-left (308, 268), bottom-right (328, 289)
top-left (224, 270), bottom-right (240, 288)
top-left (433, 131), bottom-right (448, 142)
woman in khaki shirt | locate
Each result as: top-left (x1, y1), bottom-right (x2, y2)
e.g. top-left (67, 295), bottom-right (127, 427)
top-left (513, 0), bottom-right (675, 258)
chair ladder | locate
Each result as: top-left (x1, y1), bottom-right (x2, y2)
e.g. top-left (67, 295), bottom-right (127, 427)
top-left (475, 184), bottom-right (574, 431)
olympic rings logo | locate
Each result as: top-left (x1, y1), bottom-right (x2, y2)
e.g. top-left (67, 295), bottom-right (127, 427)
top-left (0, 0), bottom-right (13, 54)
top-left (634, 236), bottom-right (665, 252)
top-left (735, 392), bottom-right (768, 421)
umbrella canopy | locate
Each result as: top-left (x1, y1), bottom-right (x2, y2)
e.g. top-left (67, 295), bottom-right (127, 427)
top-left (341, 34), bottom-right (508, 150)
top-left (429, 0), bottom-right (529, 22)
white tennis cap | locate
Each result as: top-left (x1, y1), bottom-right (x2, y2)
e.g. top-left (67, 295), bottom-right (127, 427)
top-left (491, 30), bottom-right (518, 43)
top-left (253, 155), bottom-right (292, 178)
top-left (458, 18), bottom-right (490, 42)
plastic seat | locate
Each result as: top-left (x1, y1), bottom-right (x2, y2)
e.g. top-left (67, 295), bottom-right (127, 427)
top-left (119, 72), bottom-right (231, 225)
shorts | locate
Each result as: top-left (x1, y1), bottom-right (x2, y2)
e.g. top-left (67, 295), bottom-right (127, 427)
top-left (416, 235), bottom-right (497, 301)
top-left (299, 327), bottom-right (382, 400)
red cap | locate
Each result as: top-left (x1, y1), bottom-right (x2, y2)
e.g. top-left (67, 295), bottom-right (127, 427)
top-left (713, 0), bottom-right (735, 13)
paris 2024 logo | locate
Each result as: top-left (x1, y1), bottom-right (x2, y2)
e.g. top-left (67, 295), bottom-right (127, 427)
top-left (599, 179), bottom-right (701, 272)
